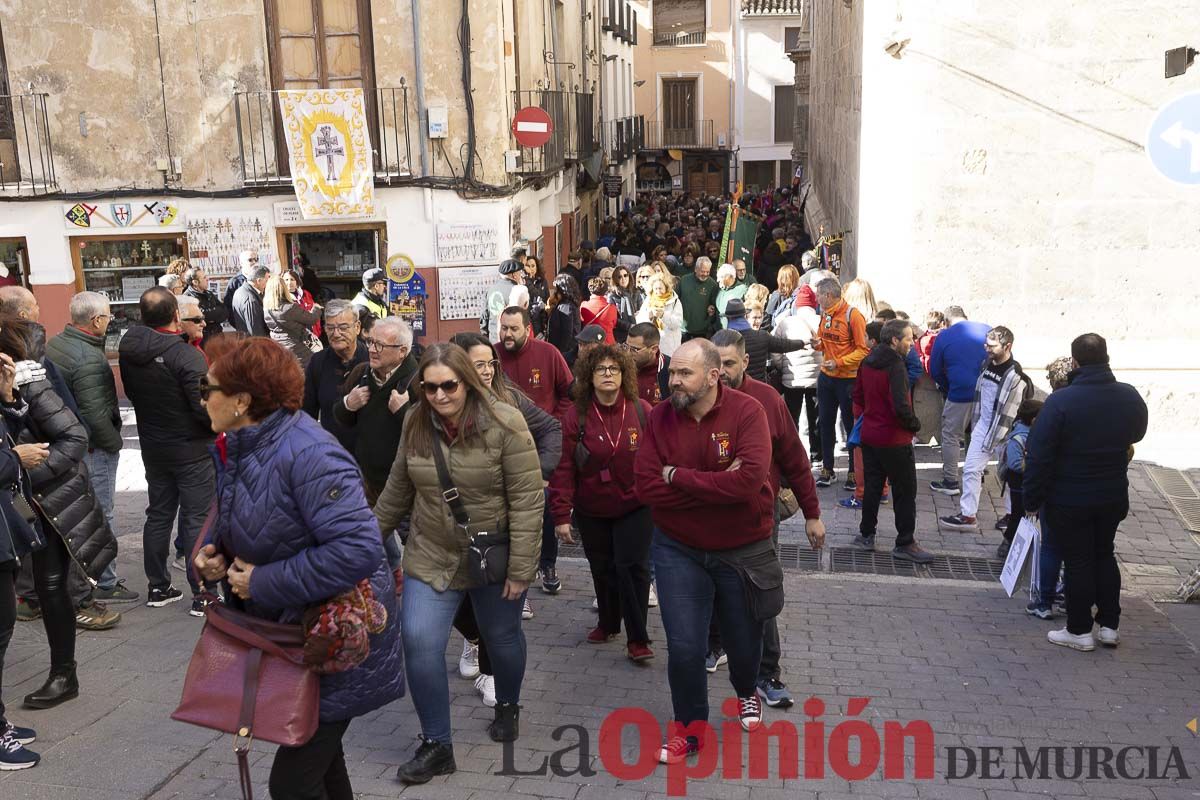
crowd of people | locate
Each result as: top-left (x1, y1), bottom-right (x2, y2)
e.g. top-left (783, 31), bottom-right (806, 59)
top-left (0, 189), bottom-right (1147, 796)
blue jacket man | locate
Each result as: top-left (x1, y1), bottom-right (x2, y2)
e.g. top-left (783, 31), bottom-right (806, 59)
top-left (1023, 334), bottom-right (1147, 651)
top-left (928, 308), bottom-right (990, 494)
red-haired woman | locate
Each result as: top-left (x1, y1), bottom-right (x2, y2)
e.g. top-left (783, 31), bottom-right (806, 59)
top-left (192, 338), bottom-right (403, 800)
top-left (550, 344), bottom-right (654, 661)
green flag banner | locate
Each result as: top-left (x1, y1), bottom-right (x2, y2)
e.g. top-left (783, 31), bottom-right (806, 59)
top-left (719, 205), bottom-right (761, 274)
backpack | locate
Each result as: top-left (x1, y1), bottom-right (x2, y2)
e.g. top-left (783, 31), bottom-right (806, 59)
top-left (573, 401), bottom-right (648, 470)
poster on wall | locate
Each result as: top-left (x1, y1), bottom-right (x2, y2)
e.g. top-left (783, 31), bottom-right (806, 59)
top-left (438, 265), bottom-right (494, 321)
top-left (435, 222), bottom-right (501, 266)
top-left (278, 88), bottom-right (376, 220)
top-left (63, 200), bottom-right (181, 229)
top-left (186, 213), bottom-right (279, 296)
top-left (385, 253), bottom-right (426, 335)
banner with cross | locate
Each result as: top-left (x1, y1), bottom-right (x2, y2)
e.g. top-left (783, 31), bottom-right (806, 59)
top-left (278, 89), bottom-right (376, 220)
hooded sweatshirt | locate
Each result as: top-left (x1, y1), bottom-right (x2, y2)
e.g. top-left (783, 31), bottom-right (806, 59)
top-left (851, 344), bottom-right (921, 447)
top-left (118, 324), bottom-right (213, 463)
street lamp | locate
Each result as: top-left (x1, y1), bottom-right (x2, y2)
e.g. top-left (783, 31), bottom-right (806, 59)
top-left (1166, 46), bottom-right (1197, 78)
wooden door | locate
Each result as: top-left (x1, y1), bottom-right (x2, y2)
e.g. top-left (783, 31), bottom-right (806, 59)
top-left (264, 0), bottom-right (379, 172)
top-left (662, 78), bottom-right (696, 147)
top-left (687, 158), bottom-right (724, 196)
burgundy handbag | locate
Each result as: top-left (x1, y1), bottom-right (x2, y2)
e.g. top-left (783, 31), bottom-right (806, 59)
top-left (172, 509), bottom-right (319, 800)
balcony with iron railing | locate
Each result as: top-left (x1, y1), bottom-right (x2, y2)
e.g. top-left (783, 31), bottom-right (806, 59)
top-left (0, 94), bottom-right (59, 195)
top-left (233, 85), bottom-right (414, 186)
top-left (640, 119), bottom-right (728, 150)
top-left (652, 29), bottom-right (706, 47)
top-left (605, 115), bottom-right (643, 163)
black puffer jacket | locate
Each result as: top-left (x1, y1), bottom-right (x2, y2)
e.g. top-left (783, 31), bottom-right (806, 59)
top-left (17, 372), bottom-right (116, 580)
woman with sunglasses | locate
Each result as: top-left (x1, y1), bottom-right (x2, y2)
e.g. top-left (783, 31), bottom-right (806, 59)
top-left (447, 332), bottom-right (561, 706)
top-left (607, 265), bottom-right (640, 344)
top-left (374, 344), bottom-right (544, 785)
top-left (550, 345), bottom-right (653, 661)
top-left (193, 337), bottom-right (403, 800)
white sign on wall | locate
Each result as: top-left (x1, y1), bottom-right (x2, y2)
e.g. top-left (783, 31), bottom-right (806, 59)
top-left (186, 212), bottom-right (279, 280)
top-left (435, 222), bottom-right (501, 266)
top-left (438, 265), bottom-right (494, 320)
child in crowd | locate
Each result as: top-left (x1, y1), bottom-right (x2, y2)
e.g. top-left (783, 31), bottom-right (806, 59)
top-left (997, 398), bottom-right (1043, 560)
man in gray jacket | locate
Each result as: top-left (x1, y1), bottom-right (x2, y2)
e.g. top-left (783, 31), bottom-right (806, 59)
top-left (231, 264), bottom-right (270, 336)
top-left (45, 292), bottom-right (138, 603)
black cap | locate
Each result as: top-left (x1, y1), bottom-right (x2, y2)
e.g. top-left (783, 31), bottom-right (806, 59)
top-left (498, 259), bottom-right (523, 275)
top-left (576, 324), bottom-right (606, 344)
top-left (724, 299), bottom-right (747, 319)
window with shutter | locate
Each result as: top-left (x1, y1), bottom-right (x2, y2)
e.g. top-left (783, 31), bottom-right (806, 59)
top-left (265, 0), bottom-right (376, 91)
top-left (773, 84), bottom-right (795, 144)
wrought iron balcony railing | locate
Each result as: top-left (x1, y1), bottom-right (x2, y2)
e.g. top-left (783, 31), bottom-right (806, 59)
top-left (0, 94), bottom-right (59, 195)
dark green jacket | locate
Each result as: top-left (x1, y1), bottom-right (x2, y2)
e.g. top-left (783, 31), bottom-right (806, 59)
top-left (45, 325), bottom-right (124, 453)
top-left (678, 273), bottom-right (718, 337)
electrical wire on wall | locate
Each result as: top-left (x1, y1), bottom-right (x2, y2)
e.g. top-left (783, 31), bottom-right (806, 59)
top-left (151, 0), bottom-right (176, 188)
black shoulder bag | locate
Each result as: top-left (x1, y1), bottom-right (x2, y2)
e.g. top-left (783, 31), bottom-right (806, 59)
top-left (430, 435), bottom-right (509, 587)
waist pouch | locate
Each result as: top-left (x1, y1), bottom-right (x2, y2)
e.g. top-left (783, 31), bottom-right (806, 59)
top-left (462, 523), bottom-right (509, 587)
top-left (716, 537), bottom-right (785, 622)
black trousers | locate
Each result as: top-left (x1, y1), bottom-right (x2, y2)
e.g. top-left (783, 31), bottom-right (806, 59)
top-left (860, 444), bottom-right (917, 548)
top-left (453, 596), bottom-right (493, 677)
top-left (1045, 501), bottom-right (1126, 636)
top-left (1002, 472), bottom-right (1025, 544)
top-left (143, 456), bottom-right (214, 594)
top-left (0, 561), bottom-right (15, 728)
top-left (782, 387), bottom-right (820, 461)
top-left (578, 507), bottom-right (652, 644)
top-left (269, 719), bottom-right (353, 800)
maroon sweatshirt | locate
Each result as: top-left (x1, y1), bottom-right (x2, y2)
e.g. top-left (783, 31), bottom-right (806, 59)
top-left (634, 383), bottom-right (775, 549)
top-left (550, 396), bottom-right (653, 524)
top-left (852, 344), bottom-right (921, 447)
top-left (733, 375), bottom-right (821, 521)
top-left (496, 336), bottom-right (574, 418)
top-left (637, 357), bottom-right (665, 406)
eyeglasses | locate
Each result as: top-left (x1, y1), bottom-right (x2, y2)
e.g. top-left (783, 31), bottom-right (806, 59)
top-left (593, 365), bottom-right (621, 376)
top-left (473, 360), bottom-right (500, 371)
top-left (364, 338), bottom-right (407, 352)
top-left (620, 342), bottom-right (648, 354)
top-left (246, 256), bottom-right (259, 263)
top-left (421, 379), bottom-right (462, 395)
top-left (198, 379), bottom-right (223, 401)
top-left (183, 316), bottom-right (206, 325)
top-left (326, 323), bottom-right (358, 334)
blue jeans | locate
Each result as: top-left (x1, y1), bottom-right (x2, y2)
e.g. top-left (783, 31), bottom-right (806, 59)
top-left (539, 489), bottom-right (557, 572)
top-left (652, 530), bottom-right (763, 727)
top-left (1038, 516), bottom-right (1064, 608)
top-left (817, 373), bottom-right (855, 471)
top-left (85, 449), bottom-right (121, 590)
top-left (402, 576), bottom-right (527, 745)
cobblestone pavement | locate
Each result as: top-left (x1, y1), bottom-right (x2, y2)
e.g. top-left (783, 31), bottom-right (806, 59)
top-left (3, 421), bottom-right (1199, 799)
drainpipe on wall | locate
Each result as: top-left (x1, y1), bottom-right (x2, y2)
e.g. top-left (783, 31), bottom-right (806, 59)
top-left (411, 0), bottom-right (431, 177)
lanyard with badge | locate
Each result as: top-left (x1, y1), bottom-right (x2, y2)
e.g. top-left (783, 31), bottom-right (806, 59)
top-left (591, 396), bottom-right (625, 483)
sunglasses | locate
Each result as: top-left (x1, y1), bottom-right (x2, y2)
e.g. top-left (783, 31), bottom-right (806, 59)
top-left (183, 316), bottom-right (206, 324)
top-left (198, 378), bottom-right (223, 401)
top-left (421, 379), bottom-right (462, 396)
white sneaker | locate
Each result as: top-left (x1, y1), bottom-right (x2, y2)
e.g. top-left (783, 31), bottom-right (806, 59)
top-left (458, 639), bottom-right (480, 678)
top-left (522, 598), bottom-right (534, 620)
top-left (1047, 628), bottom-right (1095, 652)
top-left (474, 673), bottom-right (496, 707)
top-left (648, 584), bottom-right (658, 608)
top-left (1097, 627), bottom-right (1120, 647)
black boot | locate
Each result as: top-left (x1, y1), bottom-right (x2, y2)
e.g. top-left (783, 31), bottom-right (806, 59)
top-left (488, 702), bottom-right (520, 742)
top-left (396, 736), bottom-right (455, 784)
top-left (23, 662), bottom-right (79, 709)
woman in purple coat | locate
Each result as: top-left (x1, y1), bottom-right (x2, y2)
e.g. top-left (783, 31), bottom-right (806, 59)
top-left (193, 337), bottom-right (403, 800)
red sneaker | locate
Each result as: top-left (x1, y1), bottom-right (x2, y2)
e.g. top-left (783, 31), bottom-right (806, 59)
top-left (626, 642), bottom-right (654, 662)
top-left (586, 626), bottom-right (617, 644)
top-left (658, 735), bottom-right (701, 764)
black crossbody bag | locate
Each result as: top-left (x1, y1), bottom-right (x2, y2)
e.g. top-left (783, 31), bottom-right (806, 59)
top-left (430, 436), bottom-right (509, 587)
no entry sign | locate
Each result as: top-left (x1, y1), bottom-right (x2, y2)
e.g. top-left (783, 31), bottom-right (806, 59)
top-left (512, 106), bottom-right (554, 148)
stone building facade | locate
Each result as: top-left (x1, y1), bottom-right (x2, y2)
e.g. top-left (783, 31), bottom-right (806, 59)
top-left (803, 0), bottom-right (1198, 428)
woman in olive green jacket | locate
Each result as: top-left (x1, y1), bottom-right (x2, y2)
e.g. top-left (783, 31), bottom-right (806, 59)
top-left (374, 343), bottom-right (544, 785)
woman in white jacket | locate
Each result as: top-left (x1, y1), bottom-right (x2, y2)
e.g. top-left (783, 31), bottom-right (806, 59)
top-left (772, 299), bottom-right (822, 466)
top-left (634, 274), bottom-right (683, 357)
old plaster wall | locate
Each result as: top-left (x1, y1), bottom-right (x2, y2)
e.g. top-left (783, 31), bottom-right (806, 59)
top-left (804, 0), bottom-right (861, 266)
top-left (0, 0), bottom-right (270, 192)
top-left (807, 0), bottom-right (1200, 428)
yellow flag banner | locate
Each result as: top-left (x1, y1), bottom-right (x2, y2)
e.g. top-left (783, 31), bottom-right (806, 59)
top-left (278, 89), bottom-right (376, 220)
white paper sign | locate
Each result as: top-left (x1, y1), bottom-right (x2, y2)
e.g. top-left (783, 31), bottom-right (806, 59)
top-left (437, 265), bottom-right (494, 320)
top-left (436, 222), bottom-right (500, 266)
top-left (1000, 517), bottom-right (1039, 597)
